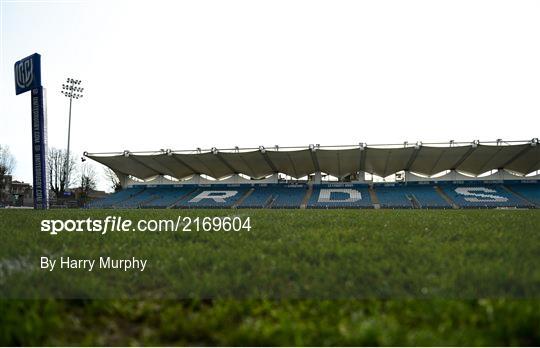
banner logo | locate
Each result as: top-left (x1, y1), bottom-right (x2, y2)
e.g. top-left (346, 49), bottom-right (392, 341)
top-left (14, 53), bottom-right (41, 95)
top-left (15, 58), bottom-right (34, 89)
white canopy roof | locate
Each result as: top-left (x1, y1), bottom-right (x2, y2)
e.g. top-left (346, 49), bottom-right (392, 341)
top-left (86, 140), bottom-right (540, 180)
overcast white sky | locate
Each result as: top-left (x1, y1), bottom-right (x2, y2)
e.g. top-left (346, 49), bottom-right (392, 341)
top-left (1, 0), bottom-right (539, 190)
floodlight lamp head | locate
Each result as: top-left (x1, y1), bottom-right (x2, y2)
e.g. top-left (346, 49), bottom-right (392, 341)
top-left (532, 138), bottom-right (539, 146)
top-left (259, 146), bottom-right (265, 153)
top-left (123, 150), bottom-right (130, 157)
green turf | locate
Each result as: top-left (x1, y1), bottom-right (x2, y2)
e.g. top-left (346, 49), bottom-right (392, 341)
top-left (1, 299), bottom-right (540, 346)
top-left (1, 209), bottom-right (539, 345)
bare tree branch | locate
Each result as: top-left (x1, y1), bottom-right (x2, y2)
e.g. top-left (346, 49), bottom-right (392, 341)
top-left (0, 144), bottom-right (15, 177)
top-left (0, 145), bottom-right (16, 201)
top-left (79, 162), bottom-right (97, 193)
top-left (104, 167), bottom-right (122, 192)
top-left (47, 147), bottom-right (76, 197)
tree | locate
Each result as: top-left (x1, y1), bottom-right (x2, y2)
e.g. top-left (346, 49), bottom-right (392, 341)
top-left (79, 162), bottom-right (97, 193)
top-left (104, 167), bottom-right (122, 192)
top-left (0, 144), bottom-right (15, 176)
top-left (47, 147), bottom-right (76, 197)
top-left (0, 145), bottom-right (16, 201)
top-left (75, 162), bottom-right (98, 207)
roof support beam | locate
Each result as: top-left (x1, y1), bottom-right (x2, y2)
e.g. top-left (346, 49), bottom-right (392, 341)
top-left (428, 149), bottom-right (447, 175)
top-left (337, 152), bottom-right (342, 178)
top-left (129, 156), bottom-right (161, 176)
top-left (216, 153), bottom-right (237, 174)
top-left (154, 155), bottom-right (185, 177)
top-left (237, 154), bottom-right (258, 178)
top-left (286, 153), bottom-right (300, 178)
top-left (450, 146), bottom-right (477, 170)
top-left (170, 155), bottom-right (199, 175)
top-left (476, 147), bottom-right (507, 174)
top-left (382, 150), bottom-right (392, 177)
top-left (405, 147), bottom-right (421, 171)
top-left (525, 157), bottom-right (540, 175)
top-left (499, 146), bottom-right (532, 169)
top-left (359, 149), bottom-right (366, 172)
top-left (193, 156), bottom-right (220, 179)
top-left (310, 150), bottom-right (321, 173)
top-left (261, 151), bottom-right (278, 173)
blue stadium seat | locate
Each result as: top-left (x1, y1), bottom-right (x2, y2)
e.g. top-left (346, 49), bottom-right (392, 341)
top-left (506, 182), bottom-right (540, 207)
top-left (440, 183), bottom-right (532, 208)
top-left (175, 185), bottom-right (250, 208)
top-left (375, 184), bottom-right (451, 209)
top-left (308, 184), bottom-right (373, 208)
top-left (141, 187), bottom-right (197, 208)
top-left (237, 184), bottom-right (307, 208)
top-left (406, 185), bottom-right (451, 208)
top-left (268, 184), bottom-right (307, 208)
top-left (374, 185), bottom-right (413, 209)
top-left (238, 186), bottom-right (273, 208)
top-left (114, 188), bottom-right (161, 208)
top-left (86, 181), bottom-right (539, 209)
top-left (86, 187), bottom-right (144, 208)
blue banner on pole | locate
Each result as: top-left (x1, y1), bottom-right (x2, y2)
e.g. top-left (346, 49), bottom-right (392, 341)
top-left (30, 87), bottom-right (49, 209)
top-left (14, 53), bottom-right (42, 95)
top-left (14, 52), bottom-right (48, 209)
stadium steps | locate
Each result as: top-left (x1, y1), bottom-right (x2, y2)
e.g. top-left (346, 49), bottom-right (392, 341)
top-left (233, 188), bottom-right (254, 208)
top-left (266, 196), bottom-right (277, 208)
top-left (409, 194), bottom-right (421, 209)
top-left (368, 187), bottom-right (380, 209)
top-left (300, 185), bottom-right (313, 209)
top-left (168, 187), bottom-right (199, 209)
top-left (501, 185), bottom-right (537, 208)
top-left (138, 195), bottom-right (160, 208)
top-left (111, 188), bottom-right (145, 208)
top-left (434, 186), bottom-right (459, 209)
top-left (263, 195), bottom-right (274, 208)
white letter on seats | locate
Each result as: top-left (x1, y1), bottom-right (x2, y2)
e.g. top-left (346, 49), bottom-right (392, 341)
top-left (454, 187), bottom-right (508, 202)
top-left (318, 189), bottom-right (362, 203)
top-left (189, 190), bottom-right (238, 203)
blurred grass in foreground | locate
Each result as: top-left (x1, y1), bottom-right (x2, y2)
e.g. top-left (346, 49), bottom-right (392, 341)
top-left (2, 299), bottom-right (540, 346)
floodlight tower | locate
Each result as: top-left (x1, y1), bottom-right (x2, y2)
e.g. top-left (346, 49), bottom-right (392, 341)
top-left (61, 78), bottom-right (84, 183)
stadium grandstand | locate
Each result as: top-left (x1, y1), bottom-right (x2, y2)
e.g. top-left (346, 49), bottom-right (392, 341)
top-left (85, 139), bottom-right (540, 209)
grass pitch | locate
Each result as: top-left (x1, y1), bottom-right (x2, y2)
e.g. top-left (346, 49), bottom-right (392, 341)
top-left (1, 209), bottom-right (539, 345)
